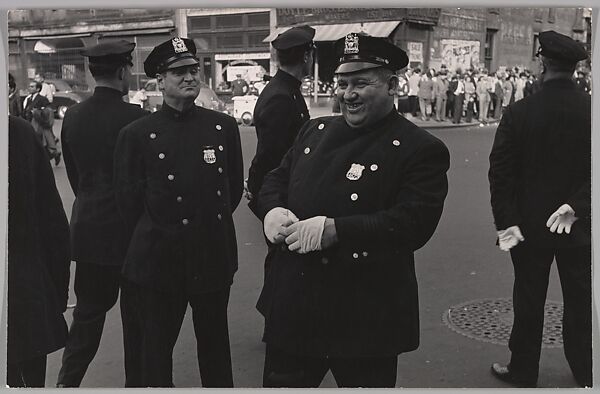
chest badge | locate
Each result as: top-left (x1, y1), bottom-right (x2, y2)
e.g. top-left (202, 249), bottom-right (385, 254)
top-left (346, 163), bottom-right (365, 181)
top-left (203, 148), bottom-right (217, 164)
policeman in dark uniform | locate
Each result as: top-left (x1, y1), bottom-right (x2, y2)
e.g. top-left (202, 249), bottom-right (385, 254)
top-left (57, 40), bottom-right (148, 387)
top-left (256, 33), bottom-right (450, 387)
top-left (246, 25), bottom-right (315, 327)
top-left (114, 37), bottom-right (243, 387)
top-left (8, 115), bottom-right (70, 387)
top-left (247, 25), bottom-right (315, 210)
top-left (489, 30), bottom-right (591, 388)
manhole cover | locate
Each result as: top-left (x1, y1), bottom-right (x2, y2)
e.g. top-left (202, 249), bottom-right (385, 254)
top-left (442, 298), bottom-right (563, 348)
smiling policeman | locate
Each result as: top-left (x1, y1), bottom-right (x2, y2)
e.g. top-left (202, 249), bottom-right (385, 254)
top-left (114, 37), bottom-right (243, 387)
top-left (256, 33), bottom-right (451, 388)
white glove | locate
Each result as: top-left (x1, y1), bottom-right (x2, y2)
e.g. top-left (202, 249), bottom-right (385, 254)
top-left (264, 207), bottom-right (299, 244)
top-left (546, 204), bottom-right (578, 234)
top-left (497, 225), bottom-right (525, 252)
top-left (283, 216), bottom-right (326, 254)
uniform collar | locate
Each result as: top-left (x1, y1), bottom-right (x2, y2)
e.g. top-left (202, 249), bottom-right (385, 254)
top-left (346, 108), bottom-right (398, 133)
top-left (542, 77), bottom-right (576, 89)
top-left (94, 86), bottom-right (125, 99)
top-left (160, 101), bottom-right (196, 119)
top-left (275, 69), bottom-right (302, 89)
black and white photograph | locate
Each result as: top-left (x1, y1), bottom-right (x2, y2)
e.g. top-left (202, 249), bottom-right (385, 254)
top-left (3, 5), bottom-right (595, 389)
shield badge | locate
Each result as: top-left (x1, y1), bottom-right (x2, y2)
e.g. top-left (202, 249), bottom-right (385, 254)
top-left (346, 163), bottom-right (365, 181)
top-left (344, 33), bottom-right (359, 55)
top-left (203, 148), bottom-right (216, 164)
top-left (172, 37), bottom-right (188, 53)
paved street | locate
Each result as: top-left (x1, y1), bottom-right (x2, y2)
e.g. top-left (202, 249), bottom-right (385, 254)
top-left (43, 117), bottom-right (575, 388)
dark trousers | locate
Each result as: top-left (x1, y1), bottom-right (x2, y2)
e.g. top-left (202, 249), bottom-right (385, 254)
top-left (128, 284), bottom-right (233, 387)
top-left (57, 263), bottom-right (139, 387)
top-left (508, 243), bottom-right (592, 387)
top-left (263, 345), bottom-right (398, 388)
top-left (452, 94), bottom-right (464, 123)
top-left (7, 355), bottom-right (47, 387)
top-left (408, 95), bottom-right (418, 116)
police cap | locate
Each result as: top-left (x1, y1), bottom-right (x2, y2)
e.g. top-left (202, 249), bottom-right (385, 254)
top-left (334, 33), bottom-right (409, 74)
top-left (272, 25), bottom-right (315, 50)
top-left (144, 37), bottom-right (199, 77)
top-left (537, 30), bottom-right (588, 63)
top-left (81, 40), bottom-right (135, 66)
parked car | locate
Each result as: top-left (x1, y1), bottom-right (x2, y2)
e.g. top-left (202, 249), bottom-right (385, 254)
top-left (131, 79), bottom-right (230, 115)
top-left (45, 79), bottom-right (92, 119)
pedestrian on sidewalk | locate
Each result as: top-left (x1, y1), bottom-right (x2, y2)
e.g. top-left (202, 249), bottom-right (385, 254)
top-left (114, 37), bottom-right (243, 388)
top-left (256, 32), bottom-right (449, 388)
top-left (488, 30), bottom-right (591, 388)
top-left (246, 25), bottom-right (315, 341)
top-left (22, 80), bottom-right (61, 165)
top-left (7, 115), bottom-right (70, 388)
top-left (57, 40), bottom-right (148, 388)
top-left (464, 75), bottom-right (476, 122)
top-left (476, 75), bottom-right (491, 123)
top-left (417, 70), bottom-right (434, 121)
top-left (408, 67), bottom-right (420, 117)
top-left (433, 71), bottom-right (448, 121)
top-left (452, 74), bottom-right (465, 124)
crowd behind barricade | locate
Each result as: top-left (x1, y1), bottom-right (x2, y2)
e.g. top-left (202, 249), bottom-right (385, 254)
top-left (399, 65), bottom-right (591, 124)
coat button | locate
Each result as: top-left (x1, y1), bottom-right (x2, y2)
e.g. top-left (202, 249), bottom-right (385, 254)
top-left (216, 190), bottom-right (222, 197)
top-left (350, 193), bottom-right (358, 201)
top-left (321, 257), bottom-right (329, 265)
top-left (218, 145), bottom-right (224, 151)
top-left (176, 196), bottom-right (183, 202)
top-left (393, 139), bottom-right (401, 146)
top-left (352, 253), bottom-right (359, 259)
top-left (218, 167), bottom-right (223, 174)
top-left (362, 251), bottom-right (369, 257)
top-left (168, 174), bottom-right (175, 181)
top-left (304, 147), bottom-right (311, 154)
top-left (318, 123), bottom-right (325, 130)
top-left (150, 132), bottom-right (157, 139)
top-left (216, 124), bottom-right (222, 130)
top-left (217, 213), bottom-right (222, 220)
top-left (182, 218), bottom-right (189, 225)
top-left (370, 164), bottom-right (378, 171)
top-left (158, 153), bottom-right (165, 159)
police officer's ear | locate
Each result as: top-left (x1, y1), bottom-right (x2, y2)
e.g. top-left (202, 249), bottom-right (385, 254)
top-left (387, 73), bottom-right (399, 96)
top-left (156, 72), bottom-right (165, 92)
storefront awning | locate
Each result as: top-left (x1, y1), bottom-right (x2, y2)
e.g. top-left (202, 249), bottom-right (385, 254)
top-left (263, 21), bottom-right (400, 43)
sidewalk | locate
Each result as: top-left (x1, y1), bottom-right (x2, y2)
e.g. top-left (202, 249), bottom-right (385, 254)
top-left (308, 105), bottom-right (499, 129)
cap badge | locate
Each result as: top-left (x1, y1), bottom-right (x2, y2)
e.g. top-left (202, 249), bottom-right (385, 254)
top-left (346, 163), bottom-right (365, 181)
top-left (344, 33), bottom-right (359, 55)
top-left (172, 37), bottom-right (188, 54)
top-left (203, 148), bottom-right (216, 164)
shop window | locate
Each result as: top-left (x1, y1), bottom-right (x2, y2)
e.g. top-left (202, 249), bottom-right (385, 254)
top-left (189, 16), bottom-right (211, 31)
top-left (247, 12), bottom-right (270, 28)
top-left (216, 33), bottom-right (244, 49)
top-left (216, 14), bottom-right (243, 29)
top-left (248, 31), bottom-right (269, 48)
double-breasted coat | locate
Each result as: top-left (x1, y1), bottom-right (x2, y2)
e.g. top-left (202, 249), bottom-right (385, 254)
top-left (247, 69), bottom-right (309, 214)
top-left (61, 87), bottom-right (148, 265)
top-left (114, 103), bottom-right (244, 294)
top-left (8, 115), bottom-right (71, 364)
top-left (257, 110), bottom-right (450, 358)
top-left (489, 78), bottom-right (591, 247)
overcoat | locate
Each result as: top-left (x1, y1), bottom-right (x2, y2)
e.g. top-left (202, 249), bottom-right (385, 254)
top-left (489, 78), bottom-right (591, 247)
top-left (257, 110), bottom-right (450, 358)
top-left (61, 87), bottom-right (148, 265)
top-left (114, 103), bottom-right (244, 294)
top-left (8, 115), bottom-right (70, 364)
top-left (247, 69), bottom-right (309, 214)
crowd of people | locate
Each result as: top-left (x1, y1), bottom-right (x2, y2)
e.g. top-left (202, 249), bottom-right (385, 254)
top-left (7, 28), bottom-right (591, 389)
top-left (402, 65), bottom-right (590, 124)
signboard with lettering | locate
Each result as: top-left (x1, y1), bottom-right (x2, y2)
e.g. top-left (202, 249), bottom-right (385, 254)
top-left (440, 39), bottom-right (480, 71)
top-left (408, 42), bottom-right (423, 62)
